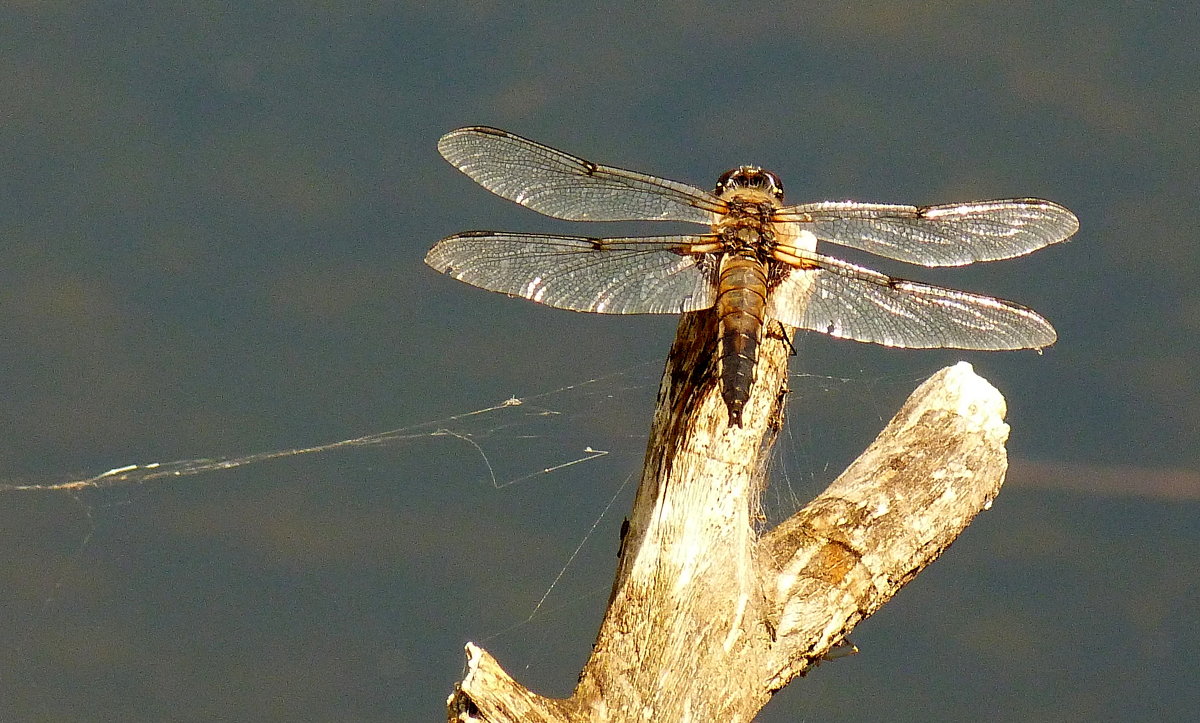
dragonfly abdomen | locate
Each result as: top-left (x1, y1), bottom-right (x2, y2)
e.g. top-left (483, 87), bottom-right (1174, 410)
top-left (716, 254), bottom-right (770, 427)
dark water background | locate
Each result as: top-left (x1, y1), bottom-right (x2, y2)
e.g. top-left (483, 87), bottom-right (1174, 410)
top-left (1, 3), bottom-right (1196, 720)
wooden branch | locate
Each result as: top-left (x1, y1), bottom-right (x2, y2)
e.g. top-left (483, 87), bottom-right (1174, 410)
top-left (448, 311), bottom-right (1010, 722)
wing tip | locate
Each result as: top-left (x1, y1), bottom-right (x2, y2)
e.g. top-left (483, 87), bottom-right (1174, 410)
top-left (438, 126), bottom-right (511, 164)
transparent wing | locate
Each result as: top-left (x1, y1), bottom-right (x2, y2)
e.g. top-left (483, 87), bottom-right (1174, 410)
top-left (438, 127), bottom-right (724, 224)
top-left (766, 251), bottom-right (1056, 349)
top-left (775, 198), bottom-right (1078, 267)
top-left (425, 232), bottom-right (718, 314)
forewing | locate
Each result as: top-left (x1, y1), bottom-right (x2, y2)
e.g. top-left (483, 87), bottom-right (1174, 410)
top-left (776, 198), bottom-right (1078, 266)
top-left (438, 127), bottom-right (723, 224)
top-left (425, 232), bottom-right (718, 314)
top-left (766, 251), bottom-right (1056, 349)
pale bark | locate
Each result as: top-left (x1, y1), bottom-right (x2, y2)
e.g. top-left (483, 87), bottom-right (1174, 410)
top-left (448, 310), bottom-right (1010, 722)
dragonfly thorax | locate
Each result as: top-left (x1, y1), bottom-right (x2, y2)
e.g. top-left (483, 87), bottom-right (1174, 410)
top-left (713, 176), bottom-right (781, 261)
top-left (716, 222), bottom-right (778, 261)
top-left (714, 166), bottom-right (785, 202)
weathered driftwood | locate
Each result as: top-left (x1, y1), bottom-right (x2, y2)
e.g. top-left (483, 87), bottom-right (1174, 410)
top-left (447, 310), bottom-right (1010, 722)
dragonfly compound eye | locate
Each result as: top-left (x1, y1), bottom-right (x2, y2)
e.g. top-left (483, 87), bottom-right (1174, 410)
top-left (715, 166), bottom-right (784, 201)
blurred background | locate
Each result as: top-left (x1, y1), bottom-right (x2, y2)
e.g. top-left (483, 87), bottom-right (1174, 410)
top-left (1, 2), bottom-right (1196, 720)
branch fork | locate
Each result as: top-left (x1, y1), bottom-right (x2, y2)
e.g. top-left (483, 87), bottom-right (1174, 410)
top-left (449, 311), bottom-right (1010, 721)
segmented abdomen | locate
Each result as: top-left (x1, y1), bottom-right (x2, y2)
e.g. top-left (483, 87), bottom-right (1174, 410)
top-left (715, 253), bottom-right (770, 426)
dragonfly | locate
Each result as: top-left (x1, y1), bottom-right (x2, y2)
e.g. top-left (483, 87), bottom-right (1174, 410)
top-left (426, 127), bottom-right (1078, 426)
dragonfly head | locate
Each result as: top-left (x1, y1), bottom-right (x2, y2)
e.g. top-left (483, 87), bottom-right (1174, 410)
top-left (714, 166), bottom-right (784, 202)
